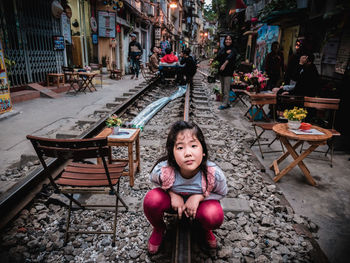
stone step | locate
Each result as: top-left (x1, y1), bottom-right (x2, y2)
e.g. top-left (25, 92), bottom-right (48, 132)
top-left (76, 118), bottom-right (98, 125)
top-left (192, 95), bottom-right (208, 100)
top-left (221, 198), bottom-right (252, 213)
top-left (194, 105), bottom-right (211, 111)
top-left (106, 102), bottom-right (121, 108)
top-left (94, 109), bottom-right (111, 114)
top-left (56, 130), bottom-right (81, 139)
top-left (192, 99), bottom-right (209, 105)
top-left (194, 113), bottom-right (215, 119)
top-left (10, 90), bottom-right (40, 103)
top-left (207, 139), bottom-right (226, 147)
top-left (115, 97), bottom-right (127, 102)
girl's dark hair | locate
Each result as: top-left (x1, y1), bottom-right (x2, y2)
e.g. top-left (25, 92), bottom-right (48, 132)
top-left (152, 120), bottom-right (209, 184)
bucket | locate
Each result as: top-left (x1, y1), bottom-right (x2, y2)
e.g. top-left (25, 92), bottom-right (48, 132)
top-left (249, 108), bottom-right (263, 121)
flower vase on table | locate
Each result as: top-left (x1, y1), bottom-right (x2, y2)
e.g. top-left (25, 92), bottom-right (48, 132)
top-left (283, 107), bottom-right (308, 130)
top-left (112, 126), bottom-right (120, 135)
top-left (106, 114), bottom-right (123, 135)
top-left (287, 120), bottom-right (301, 130)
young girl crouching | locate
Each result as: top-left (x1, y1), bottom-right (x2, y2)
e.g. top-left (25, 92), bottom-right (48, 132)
top-left (143, 121), bottom-right (228, 254)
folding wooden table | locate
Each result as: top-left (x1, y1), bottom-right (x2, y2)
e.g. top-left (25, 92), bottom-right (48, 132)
top-left (78, 72), bottom-right (97, 92)
top-left (270, 123), bottom-right (332, 186)
top-left (244, 92), bottom-right (276, 122)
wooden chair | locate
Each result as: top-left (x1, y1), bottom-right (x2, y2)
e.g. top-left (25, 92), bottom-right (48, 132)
top-left (26, 135), bottom-right (128, 246)
top-left (250, 94), bottom-right (284, 158)
top-left (90, 63), bottom-right (103, 88)
top-left (302, 97), bottom-right (341, 167)
top-left (109, 61), bottom-right (122, 80)
top-left (62, 66), bottom-right (74, 81)
top-left (276, 94), bottom-right (304, 116)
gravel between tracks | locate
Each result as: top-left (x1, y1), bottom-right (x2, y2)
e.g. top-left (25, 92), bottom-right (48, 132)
top-left (0, 80), bottom-right (318, 262)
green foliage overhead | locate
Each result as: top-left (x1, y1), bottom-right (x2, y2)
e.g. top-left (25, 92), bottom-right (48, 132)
top-left (204, 4), bottom-right (217, 22)
top-left (258, 0), bottom-right (297, 19)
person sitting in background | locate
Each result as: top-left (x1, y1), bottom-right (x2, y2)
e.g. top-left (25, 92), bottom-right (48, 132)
top-left (160, 48), bottom-right (179, 64)
top-left (149, 46), bottom-right (161, 73)
top-left (273, 53), bottom-right (320, 97)
top-left (178, 48), bottom-right (197, 86)
top-left (272, 53), bottom-right (320, 118)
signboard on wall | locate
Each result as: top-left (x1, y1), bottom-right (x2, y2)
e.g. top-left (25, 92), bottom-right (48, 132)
top-left (255, 24), bottom-right (280, 71)
top-left (0, 39), bottom-right (13, 114)
top-left (53, 36), bottom-right (65, 50)
top-left (98, 11), bottom-right (116, 38)
top-left (92, 34), bottom-right (98, 44)
top-left (61, 12), bottom-right (72, 44)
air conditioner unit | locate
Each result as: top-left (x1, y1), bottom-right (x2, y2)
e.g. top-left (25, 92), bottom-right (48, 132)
top-left (148, 5), bottom-right (155, 16)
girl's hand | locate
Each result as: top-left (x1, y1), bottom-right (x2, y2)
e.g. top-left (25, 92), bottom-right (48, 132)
top-left (169, 191), bottom-right (185, 219)
top-left (226, 49), bottom-right (231, 54)
top-left (184, 194), bottom-right (204, 220)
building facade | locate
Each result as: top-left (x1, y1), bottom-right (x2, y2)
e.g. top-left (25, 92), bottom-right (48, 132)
top-left (1, 0), bottom-right (204, 88)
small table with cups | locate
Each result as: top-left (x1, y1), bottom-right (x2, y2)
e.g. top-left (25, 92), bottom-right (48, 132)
top-left (96, 127), bottom-right (140, 187)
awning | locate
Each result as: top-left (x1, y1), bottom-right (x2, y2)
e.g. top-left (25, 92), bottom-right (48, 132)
top-left (260, 9), bottom-right (307, 27)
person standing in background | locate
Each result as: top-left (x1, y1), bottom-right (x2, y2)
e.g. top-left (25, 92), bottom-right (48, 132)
top-left (215, 35), bottom-right (238, 110)
top-left (128, 33), bottom-right (143, 80)
top-left (265, 41), bottom-right (284, 90)
top-left (160, 35), bottom-right (171, 57)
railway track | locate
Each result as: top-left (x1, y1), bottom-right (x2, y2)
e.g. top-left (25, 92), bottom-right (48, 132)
top-left (0, 73), bottom-right (323, 262)
top-left (0, 78), bottom-right (159, 229)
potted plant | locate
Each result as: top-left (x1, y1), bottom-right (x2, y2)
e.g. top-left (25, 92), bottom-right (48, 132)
top-left (232, 69), bottom-right (268, 93)
top-left (106, 114), bottom-right (123, 134)
top-left (101, 56), bottom-right (108, 74)
top-left (213, 84), bottom-right (222, 101)
top-left (283, 107), bottom-right (308, 130)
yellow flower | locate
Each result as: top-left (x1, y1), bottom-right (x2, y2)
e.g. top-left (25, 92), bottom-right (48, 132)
top-left (283, 107), bottom-right (307, 121)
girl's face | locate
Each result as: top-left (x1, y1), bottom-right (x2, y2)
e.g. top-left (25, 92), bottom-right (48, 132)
top-left (225, 36), bottom-right (232, 46)
top-left (173, 129), bottom-right (204, 178)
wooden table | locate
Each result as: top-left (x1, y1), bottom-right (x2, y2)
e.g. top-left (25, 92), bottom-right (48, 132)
top-left (230, 88), bottom-right (249, 107)
top-left (47, 73), bottom-right (65, 88)
top-left (270, 123), bottom-right (332, 186)
top-left (78, 72), bottom-right (97, 93)
top-left (64, 72), bottom-right (80, 94)
top-left (244, 92), bottom-right (276, 122)
top-left (96, 128), bottom-right (140, 187)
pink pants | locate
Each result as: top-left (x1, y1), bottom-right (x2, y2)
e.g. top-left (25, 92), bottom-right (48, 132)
top-left (143, 188), bottom-right (224, 231)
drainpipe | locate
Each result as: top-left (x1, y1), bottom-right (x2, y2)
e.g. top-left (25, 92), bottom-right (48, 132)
top-left (80, 0), bottom-right (89, 66)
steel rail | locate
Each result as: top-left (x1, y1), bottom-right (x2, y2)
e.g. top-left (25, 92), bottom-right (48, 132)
top-left (0, 79), bottom-right (158, 229)
top-left (183, 84), bottom-right (191, 122)
top-left (173, 83), bottom-right (192, 263)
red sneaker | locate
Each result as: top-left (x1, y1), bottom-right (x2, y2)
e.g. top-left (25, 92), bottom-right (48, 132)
top-left (148, 228), bottom-right (165, 254)
top-left (205, 230), bottom-right (217, 248)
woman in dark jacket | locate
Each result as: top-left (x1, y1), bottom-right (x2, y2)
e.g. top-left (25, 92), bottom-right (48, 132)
top-left (215, 35), bottom-right (237, 109)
